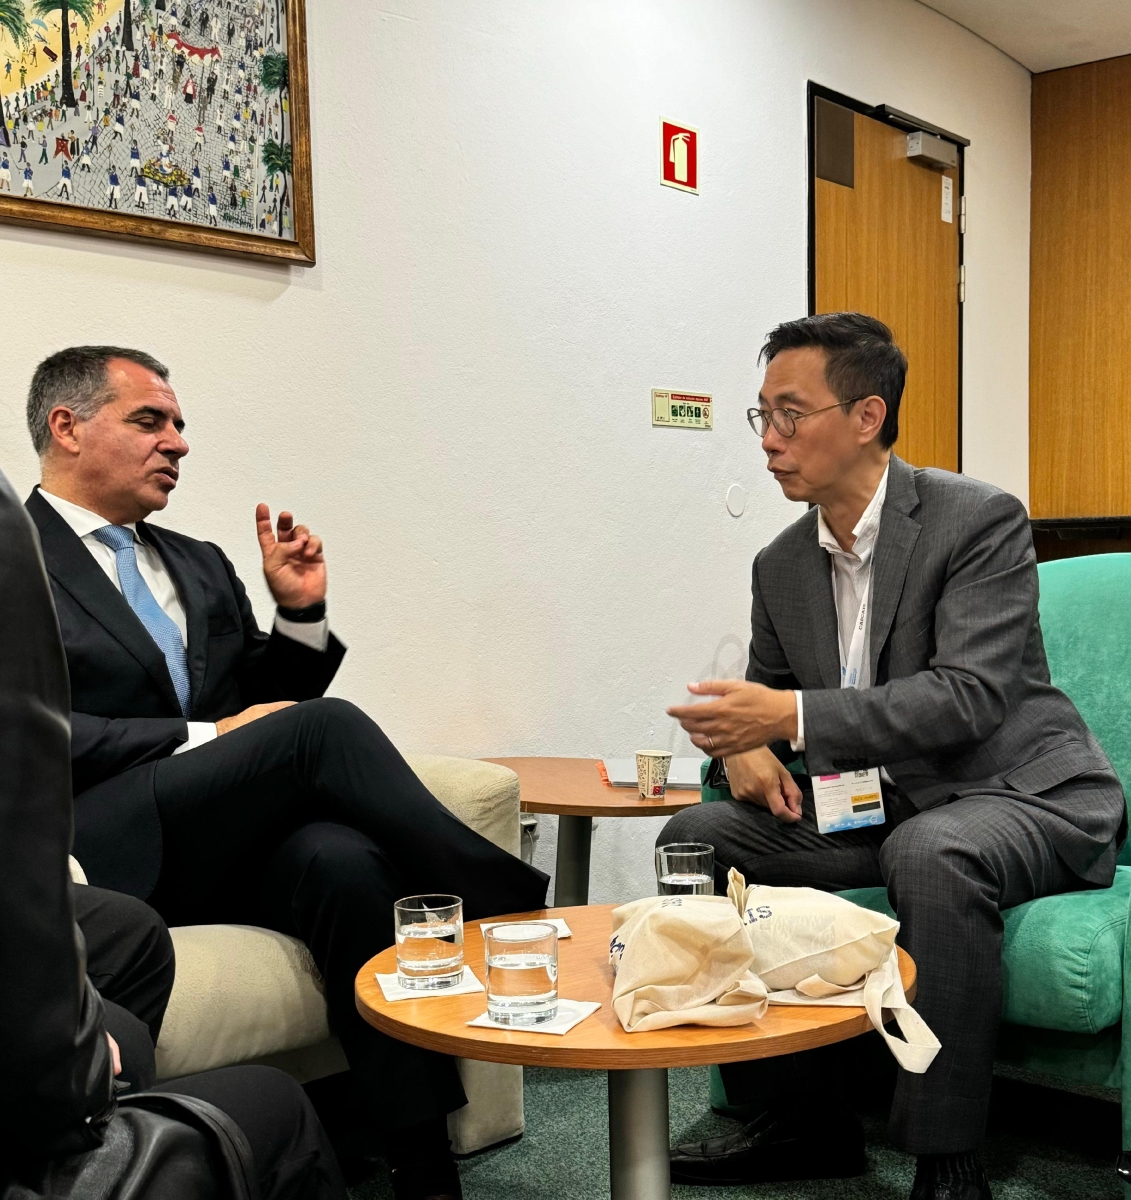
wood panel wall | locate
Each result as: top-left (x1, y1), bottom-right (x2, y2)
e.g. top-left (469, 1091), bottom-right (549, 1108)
top-left (1030, 54), bottom-right (1131, 518)
top-left (815, 112), bottom-right (960, 472)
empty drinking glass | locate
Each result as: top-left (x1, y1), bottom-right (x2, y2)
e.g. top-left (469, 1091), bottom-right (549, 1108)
top-left (395, 894), bottom-right (464, 990)
top-left (655, 842), bottom-right (715, 895)
top-left (485, 922), bottom-right (558, 1025)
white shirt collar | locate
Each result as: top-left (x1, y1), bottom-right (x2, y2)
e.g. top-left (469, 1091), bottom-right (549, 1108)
top-left (37, 487), bottom-right (139, 540)
top-left (816, 463), bottom-right (890, 563)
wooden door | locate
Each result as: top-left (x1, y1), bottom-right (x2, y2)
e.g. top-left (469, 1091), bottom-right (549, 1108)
top-left (1030, 55), bottom-right (1131, 519)
top-left (813, 99), bottom-right (962, 472)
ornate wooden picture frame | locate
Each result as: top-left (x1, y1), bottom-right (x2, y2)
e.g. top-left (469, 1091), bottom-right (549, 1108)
top-left (0, 0), bottom-right (314, 264)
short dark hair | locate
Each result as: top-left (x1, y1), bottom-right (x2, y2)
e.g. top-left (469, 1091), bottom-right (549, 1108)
top-left (759, 313), bottom-right (907, 448)
top-left (27, 346), bottom-right (170, 455)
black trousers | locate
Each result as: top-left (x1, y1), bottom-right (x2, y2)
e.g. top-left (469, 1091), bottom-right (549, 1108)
top-left (146, 697), bottom-right (550, 1130)
top-left (658, 772), bottom-right (1120, 1155)
top-left (73, 886), bottom-right (346, 1199)
top-left (74, 882), bottom-right (176, 1091)
top-left (152, 1066), bottom-right (347, 1200)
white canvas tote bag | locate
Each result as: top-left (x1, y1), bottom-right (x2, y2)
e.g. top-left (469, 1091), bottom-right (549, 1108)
top-left (609, 895), bottom-right (769, 1033)
top-left (727, 869), bottom-right (940, 1073)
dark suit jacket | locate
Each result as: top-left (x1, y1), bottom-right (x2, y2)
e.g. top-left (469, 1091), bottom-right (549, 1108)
top-left (1, 473), bottom-right (114, 1157)
top-left (747, 455), bottom-right (1126, 884)
top-left (27, 487), bottom-right (347, 899)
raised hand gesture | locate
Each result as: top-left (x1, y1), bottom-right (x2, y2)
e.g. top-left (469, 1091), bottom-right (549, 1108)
top-left (255, 503), bottom-right (327, 609)
top-left (667, 679), bottom-right (798, 758)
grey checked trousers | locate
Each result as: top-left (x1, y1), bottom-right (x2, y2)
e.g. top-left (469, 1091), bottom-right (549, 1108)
top-left (658, 773), bottom-right (1120, 1153)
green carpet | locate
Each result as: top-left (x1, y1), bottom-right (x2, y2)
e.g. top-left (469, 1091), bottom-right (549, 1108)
top-left (345, 1066), bottom-right (1124, 1199)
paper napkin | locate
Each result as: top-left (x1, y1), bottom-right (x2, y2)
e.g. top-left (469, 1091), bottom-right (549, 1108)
top-left (375, 965), bottom-right (484, 1003)
top-left (466, 999), bottom-right (600, 1035)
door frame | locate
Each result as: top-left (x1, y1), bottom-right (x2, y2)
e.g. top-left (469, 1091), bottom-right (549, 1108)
top-left (806, 82), bottom-right (969, 472)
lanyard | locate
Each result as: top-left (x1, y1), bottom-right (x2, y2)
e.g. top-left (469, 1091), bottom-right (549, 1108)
top-left (839, 574), bottom-right (871, 690)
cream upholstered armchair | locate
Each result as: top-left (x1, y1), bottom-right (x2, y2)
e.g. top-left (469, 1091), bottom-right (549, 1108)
top-left (71, 756), bottom-right (526, 1156)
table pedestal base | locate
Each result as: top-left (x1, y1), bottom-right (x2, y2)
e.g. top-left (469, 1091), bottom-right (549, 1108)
top-left (608, 1067), bottom-right (670, 1200)
top-left (554, 813), bottom-right (593, 906)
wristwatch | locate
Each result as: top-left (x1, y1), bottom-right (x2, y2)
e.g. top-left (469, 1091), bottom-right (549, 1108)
top-left (276, 601), bottom-right (326, 623)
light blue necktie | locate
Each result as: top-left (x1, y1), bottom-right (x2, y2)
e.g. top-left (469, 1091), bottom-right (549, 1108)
top-left (93, 524), bottom-right (191, 715)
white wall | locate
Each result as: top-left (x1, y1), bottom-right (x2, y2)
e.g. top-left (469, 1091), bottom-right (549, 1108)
top-left (0, 0), bottom-right (1031, 904)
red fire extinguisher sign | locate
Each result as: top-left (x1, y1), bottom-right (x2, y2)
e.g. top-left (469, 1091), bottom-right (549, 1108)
top-left (660, 119), bottom-right (698, 194)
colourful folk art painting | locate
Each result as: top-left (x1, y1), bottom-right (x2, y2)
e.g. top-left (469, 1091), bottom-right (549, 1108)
top-left (0, 0), bottom-right (313, 262)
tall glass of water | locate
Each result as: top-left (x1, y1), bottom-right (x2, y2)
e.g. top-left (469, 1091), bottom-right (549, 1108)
top-left (395, 895), bottom-right (464, 990)
top-left (485, 922), bottom-right (558, 1025)
top-left (655, 842), bottom-right (715, 895)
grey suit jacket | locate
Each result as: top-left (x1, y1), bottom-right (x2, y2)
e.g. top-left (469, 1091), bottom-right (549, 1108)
top-left (748, 455), bottom-right (1125, 884)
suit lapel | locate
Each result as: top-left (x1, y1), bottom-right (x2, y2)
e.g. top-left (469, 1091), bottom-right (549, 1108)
top-left (868, 456), bottom-right (921, 681)
top-left (26, 489), bottom-right (182, 711)
top-left (796, 511), bottom-right (842, 689)
top-left (140, 521), bottom-right (208, 711)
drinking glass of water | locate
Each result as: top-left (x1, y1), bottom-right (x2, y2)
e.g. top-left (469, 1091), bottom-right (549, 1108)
top-left (394, 895), bottom-right (464, 990)
top-left (484, 922), bottom-right (558, 1025)
top-left (655, 842), bottom-right (715, 895)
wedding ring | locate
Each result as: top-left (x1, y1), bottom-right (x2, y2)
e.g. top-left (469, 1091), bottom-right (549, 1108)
top-left (708, 736), bottom-right (715, 749)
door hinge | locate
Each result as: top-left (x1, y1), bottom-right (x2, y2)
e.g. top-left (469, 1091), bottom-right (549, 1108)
top-left (958, 264), bottom-right (966, 304)
top-left (959, 195), bottom-right (966, 234)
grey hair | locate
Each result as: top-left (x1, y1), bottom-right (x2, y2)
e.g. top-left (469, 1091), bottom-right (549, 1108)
top-left (27, 346), bottom-right (170, 455)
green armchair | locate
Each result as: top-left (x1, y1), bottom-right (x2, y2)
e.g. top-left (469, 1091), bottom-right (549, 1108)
top-left (710, 552), bottom-right (1131, 1188)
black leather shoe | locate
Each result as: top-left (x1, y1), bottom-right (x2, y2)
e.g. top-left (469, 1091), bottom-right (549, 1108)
top-left (909, 1184), bottom-right (991, 1200)
top-left (909, 1156), bottom-right (993, 1200)
top-left (388, 1158), bottom-right (462, 1200)
top-left (386, 1119), bottom-right (463, 1200)
top-left (669, 1107), bottom-right (867, 1185)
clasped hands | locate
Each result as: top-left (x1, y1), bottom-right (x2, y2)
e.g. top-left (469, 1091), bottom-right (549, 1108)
top-left (668, 681), bottom-right (804, 824)
top-left (216, 505), bottom-right (326, 738)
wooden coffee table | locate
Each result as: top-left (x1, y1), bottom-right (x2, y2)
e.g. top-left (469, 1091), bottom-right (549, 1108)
top-left (485, 758), bottom-right (701, 906)
top-left (356, 903), bottom-right (916, 1200)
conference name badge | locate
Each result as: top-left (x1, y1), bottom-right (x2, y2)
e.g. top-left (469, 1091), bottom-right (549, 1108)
top-left (812, 768), bottom-right (885, 834)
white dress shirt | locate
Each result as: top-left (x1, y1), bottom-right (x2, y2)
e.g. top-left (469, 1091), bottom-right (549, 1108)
top-left (38, 488), bottom-right (331, 752)
top-left (791, 464), bottom-right (889, 753)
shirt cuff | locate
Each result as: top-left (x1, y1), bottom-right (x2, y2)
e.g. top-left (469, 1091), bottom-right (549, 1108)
top-left (174, 721), bottom-right (218, 756)
top-left (274, 613), bottom-right (330, 652)
top-left (790, 691), bottom-right (805, 752)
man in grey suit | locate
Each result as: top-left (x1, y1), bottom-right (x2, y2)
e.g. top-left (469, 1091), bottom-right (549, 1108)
top-left (661, 313), bottom-right (1125, 1200)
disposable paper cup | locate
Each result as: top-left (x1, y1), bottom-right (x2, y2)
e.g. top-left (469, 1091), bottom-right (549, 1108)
top-left (636, 750), bottom-right (673, 798)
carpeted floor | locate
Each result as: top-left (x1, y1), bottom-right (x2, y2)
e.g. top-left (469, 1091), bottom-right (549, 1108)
top-left (341, 1065), bottom-right (1123, 1200)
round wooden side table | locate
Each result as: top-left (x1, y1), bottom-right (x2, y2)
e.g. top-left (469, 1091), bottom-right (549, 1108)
top-left (356, 903), bottom-right (916, 1200)
top-left (484, 757), bottom-right (702, 905)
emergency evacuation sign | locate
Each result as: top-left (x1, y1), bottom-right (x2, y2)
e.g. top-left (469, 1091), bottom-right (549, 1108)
top-left (660, 119), bottom-right (698, 194)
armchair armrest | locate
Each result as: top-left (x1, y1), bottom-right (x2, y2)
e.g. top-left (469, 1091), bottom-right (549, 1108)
top-left (1121, 866), bottom-right (1131, 1152)
top-left (404, 755), bottom-right (521, 857)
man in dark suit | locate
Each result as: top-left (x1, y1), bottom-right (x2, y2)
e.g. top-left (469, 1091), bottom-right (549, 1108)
top-left (662, 314), bottom-right (1125, 1200)
top-left (25, 345), bottom-right (549, 1200)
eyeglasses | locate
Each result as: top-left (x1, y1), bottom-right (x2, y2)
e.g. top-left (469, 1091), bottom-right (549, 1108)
top-left (746, 397), bottom-right (868, 439)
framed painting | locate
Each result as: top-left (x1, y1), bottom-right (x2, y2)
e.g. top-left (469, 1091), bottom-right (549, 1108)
top-left (0, 0), bottom-right (314, 264)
